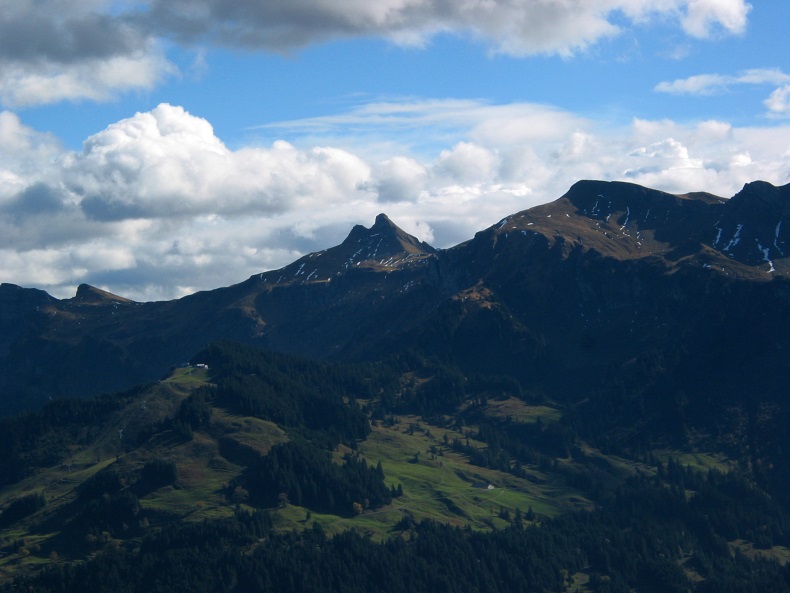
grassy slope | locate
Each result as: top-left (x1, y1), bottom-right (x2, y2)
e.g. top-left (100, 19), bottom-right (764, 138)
top-left (0, 367), bottom-right (748, 583)
top-left (296, 416), bottom-right (584, 540)
top-left (0, 369), bottom-right (584, 575)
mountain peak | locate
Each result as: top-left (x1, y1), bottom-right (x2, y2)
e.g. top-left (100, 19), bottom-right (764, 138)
top-left (0, 283), bottom-right (55, 325)
top-left (262, 214), bottom-right (437, 287)
top-left (73, 284), bottom-right (134, 304)
top-left (482, 179), bottom-right (715, 255)
top-left (373, 213), bottom-right (395, 228)
top-left (340, 214), bottom-right (435, 257)
top-left (478, 178), bottom-right (789, 277)
top-left (707, 180), bottom-right (790, 270)
top-left (727, 180), bottom-right (790, 216)
top-left (343, 213), bottom-right (400, 245)
top-left (563, 179), bottom-right (693, 210)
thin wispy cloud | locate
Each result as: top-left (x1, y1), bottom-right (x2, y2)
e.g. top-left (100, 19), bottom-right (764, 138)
top-left (655, 68), bottom-right (790, 95)
top-left (655, 67), bottom-right (790, 119)
top-left (258, 99), bottom-right (588, 159)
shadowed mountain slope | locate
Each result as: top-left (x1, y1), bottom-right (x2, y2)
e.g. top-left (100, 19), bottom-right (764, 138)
top-left (4, 182), bottom-right (790, 593)
top-left (1, 180), bottom-right (789, 415)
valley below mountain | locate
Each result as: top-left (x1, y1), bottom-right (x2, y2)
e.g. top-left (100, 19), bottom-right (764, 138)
top-left (2, 179), bottom-right (790, 592)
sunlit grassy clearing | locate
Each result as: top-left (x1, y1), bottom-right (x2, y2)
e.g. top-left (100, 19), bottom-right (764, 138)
top-left (162, 366), bottom-right (210, 386)
top-left (483, 398), bottom-right (562, 424)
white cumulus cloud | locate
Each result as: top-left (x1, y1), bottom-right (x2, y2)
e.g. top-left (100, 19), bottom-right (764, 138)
top-left (367, 157), bottom-right (428, 203)
top-left (765, 86), bottom-right (790, 117)
top-left (0, 100), bottom-right (788, 301)
top-left (435, 142), bottom-right (500, 184)
top-left (62, 104), bottom-right (372, 221)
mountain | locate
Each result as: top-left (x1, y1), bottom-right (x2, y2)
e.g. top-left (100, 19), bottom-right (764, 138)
top-left (3, 180), bottom-right (790, 591)
top-left (2, 179), bottom-right (789, 416)
top-left (1, 324), bottom-right (789, 592)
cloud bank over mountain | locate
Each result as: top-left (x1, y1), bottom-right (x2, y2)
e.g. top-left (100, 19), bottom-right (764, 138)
top-left (2, 0), bottom-right (787, 301)
top-left (1, 100), bottom-right (788, 301)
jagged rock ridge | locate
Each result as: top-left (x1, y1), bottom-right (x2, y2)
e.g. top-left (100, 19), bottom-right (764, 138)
top-left (252, 213), bottom-right (437, 289)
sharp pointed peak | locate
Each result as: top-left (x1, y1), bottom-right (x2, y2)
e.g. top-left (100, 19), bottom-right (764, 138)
top-left (348, 213), bottom-right (397, 234)
top-left (73, 283), bottom-right (134, 304)
top-left (373, 213), bottom-right (395, 227)
top-left (344, 213), bottom-right (403, 243)
top-left (279, 213), bottom-right (437, 277)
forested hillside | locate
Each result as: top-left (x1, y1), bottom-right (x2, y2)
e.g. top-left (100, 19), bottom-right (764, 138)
top-left (1, 341), bottom-right (790, 591)
top-left (3, 180), bottom-right (790, 591)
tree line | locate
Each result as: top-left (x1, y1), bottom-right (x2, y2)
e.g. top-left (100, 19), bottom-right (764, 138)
top-left (7, 469), bottom-right (790, 593)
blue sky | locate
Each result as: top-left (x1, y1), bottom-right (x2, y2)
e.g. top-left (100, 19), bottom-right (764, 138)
top-left (1, 0), bottom-right (788, 300)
